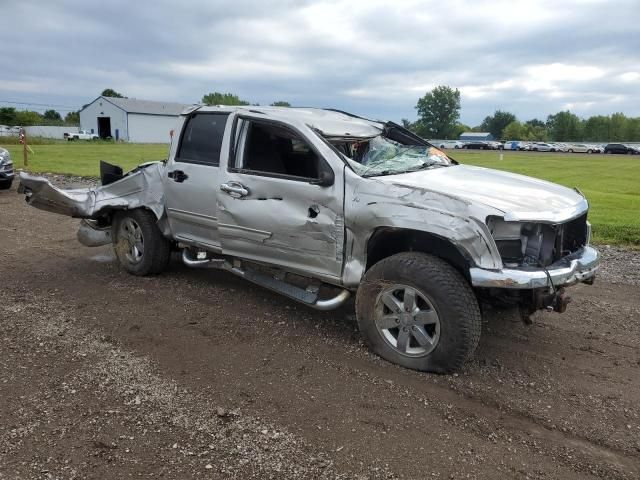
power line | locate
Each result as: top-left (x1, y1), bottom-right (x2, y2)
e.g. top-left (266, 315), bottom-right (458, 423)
top-left (0, 100), bottom-right (80, 111)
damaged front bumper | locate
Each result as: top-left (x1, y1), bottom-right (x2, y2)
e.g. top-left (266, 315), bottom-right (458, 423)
top-left (469, 245), bottom-right (599, 289)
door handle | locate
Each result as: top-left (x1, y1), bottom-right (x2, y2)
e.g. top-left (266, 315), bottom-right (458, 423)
top-left (220, 182), bottom-right (249, 198)
top-left (168, 170), bottom-right (188, 183)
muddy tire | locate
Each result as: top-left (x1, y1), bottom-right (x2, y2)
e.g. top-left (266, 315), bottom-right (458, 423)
top-left (112, 209), bottom-right (171, 276)
top-left (356, 252), bottom-right (481, 373)
top-left (0, 180), bottom-right (12, 190)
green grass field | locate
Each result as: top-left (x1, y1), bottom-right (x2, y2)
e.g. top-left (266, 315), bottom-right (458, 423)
top-left (2, 141), bottom-right (638, 245)
top-left (2, 142), bottom-right (169, 177)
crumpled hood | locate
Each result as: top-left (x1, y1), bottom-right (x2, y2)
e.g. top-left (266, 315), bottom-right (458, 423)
top-left (377, 164), bottom-right (588, 223)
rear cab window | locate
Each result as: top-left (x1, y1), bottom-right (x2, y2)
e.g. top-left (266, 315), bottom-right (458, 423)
top-left (176, 113), bottom-right (229, 166)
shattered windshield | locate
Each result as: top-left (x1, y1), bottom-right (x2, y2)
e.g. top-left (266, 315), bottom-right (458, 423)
top-left (331, 135), bottom-right (453, 177)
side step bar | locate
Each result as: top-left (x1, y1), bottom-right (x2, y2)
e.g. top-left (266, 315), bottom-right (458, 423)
top-left (181, 249), bottom-right (351, 311)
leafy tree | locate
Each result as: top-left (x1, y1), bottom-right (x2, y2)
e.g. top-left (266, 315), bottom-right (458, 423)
top-left (415, 85), bottom-right (461, 139)
top-left (525, 118), bottom-right (545, 129)
top-left (623, 117), bottom-right (640, 142)
top-left (546, 111), bottom-right (583, 141)
top-left (15, 110), bottom-right (43, 126)
top-left (502, 121), bottom-right (524, 140)
top-left (452, 123), bottom-right (470, 139)
top-left (583, 115), bottom-right (610, 141)
top-left (0, 107), bottom-right (17, 125)
top-left (43, 109), bottom-right (62, 121)
top-left (101, 88), bottom-right (125, 98)
top-left (270, 101), bottom-right (291, 107)
top-left (401, 118), bottom-right (413, 129)
top-left (64, 111), bottom-right (80, 125)
top-left (480, 110), bottom-right (517, 139)
top-left (201, 92), bottom-right (250, 106)
top-left (609, 112), bottom-right (627, 141)
top-left (524, 125), bottom-right (548, 141)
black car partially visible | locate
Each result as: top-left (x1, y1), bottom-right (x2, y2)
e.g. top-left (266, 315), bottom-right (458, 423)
top-left (463, 141), bottom-right (491, 150)
top-left (604, 143), bottom-right (639, 154)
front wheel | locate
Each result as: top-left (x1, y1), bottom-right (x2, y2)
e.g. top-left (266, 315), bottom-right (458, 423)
top-left (112, 209), bottom-right (171, 276)
top-left (356, 252), bottom-right (481, 373)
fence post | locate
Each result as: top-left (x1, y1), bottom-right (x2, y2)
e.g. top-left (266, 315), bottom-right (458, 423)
top-left (21, 128), bottom-right (28, 167)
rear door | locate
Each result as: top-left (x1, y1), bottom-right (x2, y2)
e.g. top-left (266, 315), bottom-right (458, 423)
top-left (217, 116), bottom-right (345, 280)
top-left (164, 112), bottom-right (230, 251)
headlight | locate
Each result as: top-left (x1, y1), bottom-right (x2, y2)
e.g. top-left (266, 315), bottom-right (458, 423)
top-left (487, 218), bottom-right (556, 267)
top-left (488, 215), bottom-right (588, 268)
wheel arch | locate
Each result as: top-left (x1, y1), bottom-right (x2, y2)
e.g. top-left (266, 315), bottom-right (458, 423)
top-left (365, 227), bottom-right (474, 282)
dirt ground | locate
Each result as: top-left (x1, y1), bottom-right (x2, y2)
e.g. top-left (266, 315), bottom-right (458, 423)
top-left (1, 179), bottom-right (639, 479)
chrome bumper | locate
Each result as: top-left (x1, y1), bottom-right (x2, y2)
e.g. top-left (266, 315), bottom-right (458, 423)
top-left (470, 246), bottom-right (599, 289)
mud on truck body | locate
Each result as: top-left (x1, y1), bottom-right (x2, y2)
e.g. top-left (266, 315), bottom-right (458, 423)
top-left (18, 106), bottom-right (599, 373)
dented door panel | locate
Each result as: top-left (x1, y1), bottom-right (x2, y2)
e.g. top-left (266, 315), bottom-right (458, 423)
top-left (217, 173), bottom-right (345, 280)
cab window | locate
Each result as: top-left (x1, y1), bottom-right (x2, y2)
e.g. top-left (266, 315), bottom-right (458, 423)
top-left (177, 113), bottom-right (229, 166)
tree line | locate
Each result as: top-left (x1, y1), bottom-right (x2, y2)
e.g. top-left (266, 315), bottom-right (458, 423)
top-left (0, 107), bottom-right (79, 127)
top-left (0, 89), bottom-right (291, 127)
top-left (404, 85), bottom-right (640, 142)
top-left (4, 86), bottom-right (638, 142)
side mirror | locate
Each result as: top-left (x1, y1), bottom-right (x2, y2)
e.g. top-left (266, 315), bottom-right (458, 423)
top-left (309, 169), bottom-right (334, 187)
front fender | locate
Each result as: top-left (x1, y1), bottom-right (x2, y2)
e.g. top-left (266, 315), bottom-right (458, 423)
top-left (342, 173), bottom-right (503, 287)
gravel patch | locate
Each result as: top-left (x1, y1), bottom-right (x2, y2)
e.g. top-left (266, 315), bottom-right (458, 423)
top-left (596, 245), bottom-right (640, 286)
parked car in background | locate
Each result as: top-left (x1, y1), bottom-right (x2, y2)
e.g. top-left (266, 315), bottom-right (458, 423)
top-left (503, 140), bottom-right (522, 150)
top-left (65, 130), bottom-right (99, 141)
top-left (0, 147), bottom-right (15, 190)
top-left (567, 144), bottom-right (595, 153)
top-left (462, 141), bottom-right (492, 150)
top-left (487, 141), bottom-right (504, 150)
top-left (604, 143), bottom-right (639, 154)
top-left (0, 125), bottom-right (10, 136)
top-left (531, 143), bottom-right (556, 152)
top-left (436, 140), bottom-right (463, 149)
top-left (518, 142), bottom-right (532, 151)
top-left (8, 126), bottom-right (22, 135)
top-left (551, 143), bottom-right (568, 152)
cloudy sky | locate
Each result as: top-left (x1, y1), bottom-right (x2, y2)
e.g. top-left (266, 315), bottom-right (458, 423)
top-left (1, 0), bottom-right (638, 125)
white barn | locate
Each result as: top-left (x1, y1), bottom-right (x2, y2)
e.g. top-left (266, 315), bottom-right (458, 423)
top-left (79, 96), bottom-right (191, 143)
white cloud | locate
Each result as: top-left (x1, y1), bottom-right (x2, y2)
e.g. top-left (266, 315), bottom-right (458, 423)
top-left (0, 0), bottom-right (638, 124)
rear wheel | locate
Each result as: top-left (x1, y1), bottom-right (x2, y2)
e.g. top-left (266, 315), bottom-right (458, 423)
top-left (112, 209), bottom-right (171, 276)
top-left (0, 179), bottom-right (12, 190)
top-left (356, 252), bottom-right (481, 373)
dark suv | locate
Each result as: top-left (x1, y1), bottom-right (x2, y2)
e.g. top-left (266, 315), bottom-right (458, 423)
top-left (604, 143), bottom-right (639, 155)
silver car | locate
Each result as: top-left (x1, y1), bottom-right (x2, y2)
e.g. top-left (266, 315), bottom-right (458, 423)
top-left (18, 106), bottom-right (599, 373)
top-left (0, 147), bottom-right (14, 189)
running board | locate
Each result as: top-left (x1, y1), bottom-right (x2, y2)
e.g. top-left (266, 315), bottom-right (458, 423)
top-left (181, 249), bottom-right (350, 311)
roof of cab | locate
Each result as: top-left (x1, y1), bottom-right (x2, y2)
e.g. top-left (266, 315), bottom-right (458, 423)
top-left (182, 105), bottom-right (384, 138)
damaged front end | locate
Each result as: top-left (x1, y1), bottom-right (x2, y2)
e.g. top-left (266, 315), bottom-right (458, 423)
top-left (18, 161), bottom-right (168, 246)
top-left (473, 212), bottom-right (599, 322)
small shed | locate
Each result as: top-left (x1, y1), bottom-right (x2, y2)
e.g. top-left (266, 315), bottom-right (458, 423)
top-left (79, 96), bottom-right (191, 143)
top-left (459, 132), bottom-right (494, 141)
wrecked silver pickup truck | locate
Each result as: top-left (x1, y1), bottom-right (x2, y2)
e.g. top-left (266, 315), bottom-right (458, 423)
top-left (18, 106), bottom-right (599, 373)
